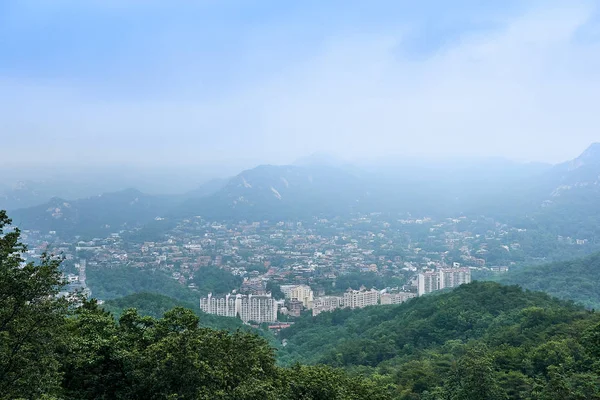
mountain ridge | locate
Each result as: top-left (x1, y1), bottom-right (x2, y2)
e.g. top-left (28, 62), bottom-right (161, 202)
top-left (11, 188), bottom-right (181, 237)
top-left (10, 144), bottom-right (600, 239)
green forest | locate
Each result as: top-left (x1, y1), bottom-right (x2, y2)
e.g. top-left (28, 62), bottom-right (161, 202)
top-left (279, 281), bottom-right (600, 399)
top-left (86, 264), bottom-right (242, 302)
top-left (494, 251), bottom-right (600, 309)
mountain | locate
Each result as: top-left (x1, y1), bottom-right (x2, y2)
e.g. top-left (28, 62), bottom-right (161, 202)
top-left (11, 188), bottom-right (180, 237)
top-left (279, 281), bottom-right (600, 398)
top-left (543, 143), bottom-right (600, 200)
top-left (557, 142), bottom-right (600, 173)
top-left (498, 143), bottom-right (600, 238)
top-left (0, 181), bottom-right (50, 210)
top-left (179, 165), bottom-right (367, 220)
top-left (176, 145), bottom-right (600, 223)
top-left (9, 144), bottom-right (600, 235)
top-left (0, 180), bottom-right (95, 211)
top-left (525, 142), bottom-right (600, 204)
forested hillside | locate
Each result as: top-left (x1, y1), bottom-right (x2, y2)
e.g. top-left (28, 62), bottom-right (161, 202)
top-left (103, 292), bottom-right (247, 331)
top-left (87, 265), bottom-right (242, 301)
top-left (279, 281), bottom-right (600, 399)
top-left (496, 251), bottom-right (600, 309)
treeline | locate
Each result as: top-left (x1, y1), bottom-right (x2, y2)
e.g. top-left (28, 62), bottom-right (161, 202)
top-left (279, 281), bottom-right (600, 399)
top-left (103, 292), bottom-right (247, 332)
top-left (0, 210), bottom-right (387, 399)
top-left (87, 265), bottom-right (198, 302)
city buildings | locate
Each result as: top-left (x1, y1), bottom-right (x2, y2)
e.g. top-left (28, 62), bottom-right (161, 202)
top-left (417, 271), bottom-right (440, 296)
top-left (200, 293), bottom-right (277, 323)
top-left (439, 267), bottom-right (471, 289)
top-left (280, 284), bottom-right (314, 308)
top-left (200, 293), bottom-right (238, 318)
top-left (22, 212), bottom-right (530, 317)
top-left (285, 299), bottom-right (304, 317)
top-left (418, 267), bottom-right (471, 296)
top-left (343, 287), bottom-right (379, 309)
top-left (380, 291), bottom-right (417, 305)
top-left (312, 296), bottom-right (343, 316)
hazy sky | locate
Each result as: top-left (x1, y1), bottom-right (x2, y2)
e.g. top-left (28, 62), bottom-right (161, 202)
top-left (1, 0), bottom-right (599, 167)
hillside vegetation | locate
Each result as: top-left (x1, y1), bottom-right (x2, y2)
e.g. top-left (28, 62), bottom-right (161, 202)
top-left (103, 292), bottom-right (247, 331)
top-left (496, 251), bottom-right (600, 309)
top-left (279, 281), bottom-right (600, 399)
top-left (87, 264), bottom-right (241, 302)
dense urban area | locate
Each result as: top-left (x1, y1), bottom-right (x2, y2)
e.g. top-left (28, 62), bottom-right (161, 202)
top-left (15, 210), bottom-right (595, 327)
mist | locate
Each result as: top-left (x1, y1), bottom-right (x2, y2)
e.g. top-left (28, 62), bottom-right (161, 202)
top-left (1, 0), bottom-right (599, 170)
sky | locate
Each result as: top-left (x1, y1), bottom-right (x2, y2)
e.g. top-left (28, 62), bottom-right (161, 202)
top-left (1, 0), bottom-right (600, 168)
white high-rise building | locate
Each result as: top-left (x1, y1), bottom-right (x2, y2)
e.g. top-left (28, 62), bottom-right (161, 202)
top-left (200, 293), bottom-right (277, 323)
top-left (200, 293), bottom-right (238, 318)
top-left (417, 271), bottom-right (440, 296)
top-left (239, 294), bottom-right (278, 324)
top-left (380, 292), bottom-right (417, 305)
top-left (417, 268), bottom-right (471, 296)
top-left (343, 288), bottom-right (379, 309)
top-left (280, 284), bottom-right (314, 308)
top-left (439, 267), bottom-right (471, 290)
top-left (312, 296), bottom-right (343, 316)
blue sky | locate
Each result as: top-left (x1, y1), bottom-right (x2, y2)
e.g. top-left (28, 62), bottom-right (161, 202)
top-left (1, 0), bottom-right (599, 167)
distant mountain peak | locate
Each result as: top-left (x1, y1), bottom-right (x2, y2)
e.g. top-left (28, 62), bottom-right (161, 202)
top-left (578, 142), bottom-right (600, 161)
top-left (567, 142), bottom-right (600, 171)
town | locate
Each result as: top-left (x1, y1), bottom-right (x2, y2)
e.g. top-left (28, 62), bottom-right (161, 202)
top-left (16, 211), bottom-right (590, 324)
top-left (200, 266), bottom-right (471, 323)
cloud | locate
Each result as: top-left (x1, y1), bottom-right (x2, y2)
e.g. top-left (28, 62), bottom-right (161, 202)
top-left (1, 1), bottom-right (599, 166)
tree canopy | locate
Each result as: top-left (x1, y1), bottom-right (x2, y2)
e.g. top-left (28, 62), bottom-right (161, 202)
top-left (279, 281), bottom-right (600, 399)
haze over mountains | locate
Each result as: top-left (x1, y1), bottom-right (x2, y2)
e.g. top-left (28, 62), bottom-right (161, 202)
top-left (7, 143), bottom-right (600, 239)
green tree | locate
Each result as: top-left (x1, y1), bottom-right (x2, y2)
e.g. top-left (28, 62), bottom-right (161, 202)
top-left (0, 210), bottom-right (68, 399)
top-left (282, 364), bottom-right (389, 400)
top-left (266, 281), bottom-right (285, 299)
top-left (440, 345), bottom-right (507, 400)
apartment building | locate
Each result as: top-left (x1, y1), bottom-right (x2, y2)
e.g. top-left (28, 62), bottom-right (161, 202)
top-left (200, 293), bottom-right (277, 323)
top-left (417, 271), bottom-right (440, 296)
top-left (343, 287), bottom-right (379, 309)
top-left (380, 291), bottom-right (417, 305)
top-left (280, 284), bottom-right (314, 308)
top-left (312, 296), bottom-right (343, 316)
top-left (439, 267), bottom-right (471, 289)
top-left (418, 267), bottom-right (471, 296)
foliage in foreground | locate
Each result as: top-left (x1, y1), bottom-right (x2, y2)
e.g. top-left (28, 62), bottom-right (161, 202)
top-left (60, 302), bottom-right (389, 400)
top-left (0, 210), bottom-right (386, 399)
